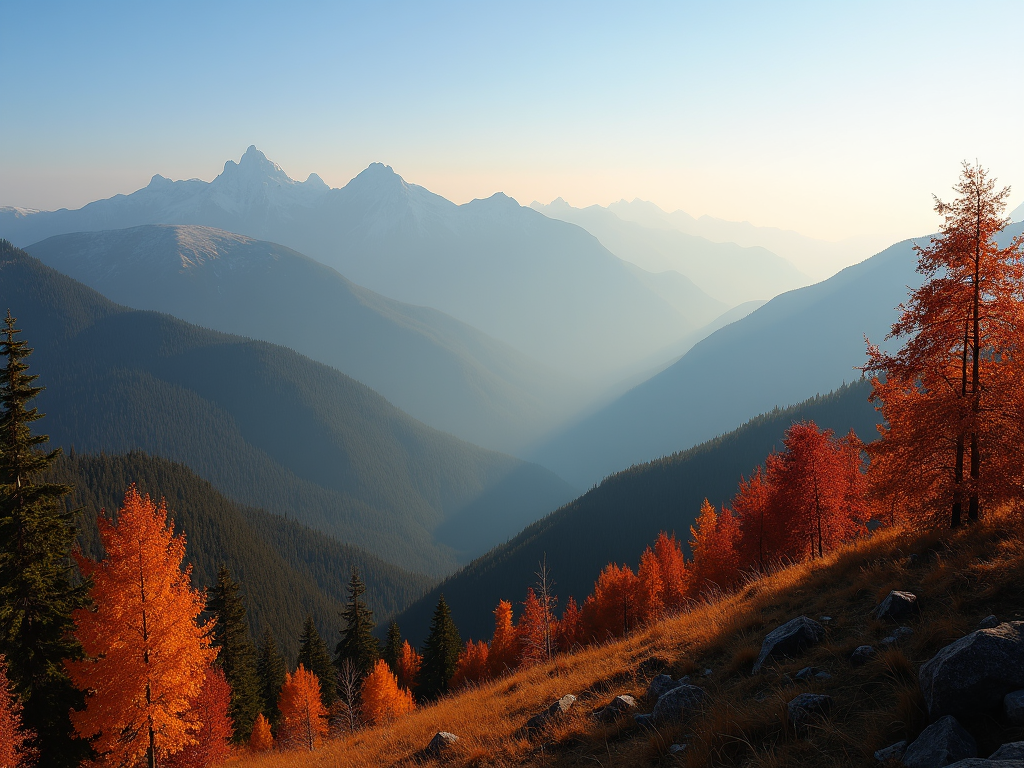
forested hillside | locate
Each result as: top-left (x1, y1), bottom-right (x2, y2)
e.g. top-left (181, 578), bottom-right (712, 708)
top-left (394, 381), bottom-right (879, 644)
top-left (0, 240), bottom-right (574, 576)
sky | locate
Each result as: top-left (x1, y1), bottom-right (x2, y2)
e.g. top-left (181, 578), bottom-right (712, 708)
top-left (2, 0), bottom-right (1022, 243)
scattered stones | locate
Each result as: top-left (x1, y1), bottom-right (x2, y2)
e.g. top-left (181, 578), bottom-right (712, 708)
top-left (875, 590), bottom-right (920, 623)
top-left (526, 695), bottom-right (576, 731)
top-left (1005, 690), bottom-right (1024, 725)
top-left (752, 616), bottom-right (826, 673)
top-left (794, 666), bottom-right (832, 682)
top-left (653, 684), bottom-right (710, 723)
top-left (668, 743), bottom-right (687, 755)
top-left (425, 732), bottom-right (458, 757)
top-left (647, 674), bottom-right (683, 701)
top-left (873, 740), bottom-right (908, 763)
top-left (902, 715), bottom-right (977, 768)
top-left (787, 693), bottom-right (833, 735)
top-left (703, 668), bottom-right (713, 677)
top-left (633, 712), bottom-right (656, 729)
top-left (881, 627), bottom-right (915, 647)
top-left (979, 615), bottom-right (1000, 630)
top-left (990, 741), bottom-right (1024, 759)
top-left (820, 615), bottom-right (834, 624)
top-left (919, 622), bottom-right (1024, 719)
top-left (944, 760), bottom-right (1019, 767)
top-left (594, 695), bottom-right (637, 722)
top-left (852, 645), bottom-right (877, 667)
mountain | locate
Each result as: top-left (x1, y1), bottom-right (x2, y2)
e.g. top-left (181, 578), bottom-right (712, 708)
top-left (393, 381), bottom-right (879, 645)
top-left (0, 239), bottom-right (575, 576)
top-left (531, 198), bottom-right (809, 305)
top-left (0, 147), bottom-right (730, 383)
top-left (1012, 199), bottom-right (1024, 222)
top-left (54, 450), bottom-right (430, 660)
top-left (25, 224), bottom-right (574, 454)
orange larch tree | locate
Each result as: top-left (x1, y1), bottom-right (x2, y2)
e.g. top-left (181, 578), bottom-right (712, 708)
top-left (634, 547), bottom-right (664, 626)
top-left (652, 532), bottom-right (688, 612)
top-left (516, 589), bottom-right (550, 667)
top-left (449, 641), bottom-right (490, 690)
top-left (556, 597), bottom-right (583, 653)
top-left (359, 659), bottom-right (415, 725)
top-left (0, 653), bottom-right (34, 768)
top-left (247, 714), bottom-right (273, 752)
top-left (67, 486), bottom-right (216, 768)
top-left (581, 563), bottom-right (639, 640)
top-left (733, 467), bottom-right (779, 573)
top-left (395, 640), bottom-right (422, 693)
top-left (687, 499), bottom-right (740, 597)
top-left (277, 665), bottom-right (326, 751)
top-left (165, 666), bottom-right (232, 768)
top-left (487, 600), bottom-right (519, 677)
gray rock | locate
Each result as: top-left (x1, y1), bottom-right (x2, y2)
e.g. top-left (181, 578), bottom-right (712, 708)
top-left (787, 693), bottom-right (833, 735)
top-left (820, 615), bottom-right (834, 624)
top-left (874, 740), bottom-right (908, 762)
top-left (902, 715), bottom-right (977, 768)
top-left (991, 741), bottom-right (1024, 759)
top-left (815, 671), bottom-right (833, 681)
top-left (881, 626), bottom-right (915, 647)
top-left (979, 616), bottom-right (1000, 630)
top-left (425, 732), bottom-right (458, 756)
top-left (526, 694), bottom-right (576, 730)
top-left (795, 666), bottom-right (819, 681)
top-left (647, 674), bottom-right (682, 701)
top-left (919, 622), bottom-right (1024, 718)
top-left (752, 616), bottom-right (827, 673)
top-left (703, 668), bottom-right (713, 677)
top-left (594, 694), bottom-right (638, 722)
top-left (1005, 690), bottom-right (1024, 725)
top-left (634, 712), bottom-right (656, 729)
top-left (668, 743), bottom-right (687, 755)
top-left (652, 684), bottom-right (709, 723)
top-left (852, 645), bottom-right (877, 667)
top-left (945, 760), bottom-right (1024, 767)
top-left (876, 591), bottom-right (920, 623)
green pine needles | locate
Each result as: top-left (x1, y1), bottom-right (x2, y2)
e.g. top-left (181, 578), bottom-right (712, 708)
top-left (335, 567), bottom-right (380, 677)
top-left (418, 594), bottom-right (461, 700)
top-left (208, 565), bottom-right (262, 742)
top-left (297, 616), bottom-right (337, 706)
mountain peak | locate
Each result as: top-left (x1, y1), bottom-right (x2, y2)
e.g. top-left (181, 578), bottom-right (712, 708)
top-left (218, 146), bottom-right (294, 185)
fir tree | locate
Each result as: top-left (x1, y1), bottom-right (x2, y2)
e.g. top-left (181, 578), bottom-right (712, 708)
top-left (418, 594), bottom-right (461, 700)
top-left (382, 620), bottom-right (402, 676)
top-left (297, 616), bottom-right (336, 706)
top-left (207, 565), bottom-right (262, 742)
top-left (334, 567), bottom-right (379, 677)
top-left (256, 627), bottom-right (286, 728)
top-left (0, 312), bottom-right (90, 768)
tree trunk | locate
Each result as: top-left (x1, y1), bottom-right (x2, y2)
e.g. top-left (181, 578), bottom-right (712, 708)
top-left (969, 195), bottom-right (982, 521)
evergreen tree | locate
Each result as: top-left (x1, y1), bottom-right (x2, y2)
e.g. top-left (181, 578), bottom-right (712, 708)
top-left (207, 565), bottom-right (262, 741)
top-left (382, 620), bottom-right (402, 676)
top-left (297, 616), bottom-right (336, 706)
top-left (0, 313), bottom-right (90, 768)
top-left (334, 567), bottom-right (379, 677)
top-left (418, 594), bottom-right (462, 700)
top-left (256, 627), bottom-right (286, 728)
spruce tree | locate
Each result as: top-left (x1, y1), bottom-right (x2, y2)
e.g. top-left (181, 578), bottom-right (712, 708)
top-left (418, 594), bottom-right (461, 700)
top-left (255, 627), bottom-right (286, 728)
top-left (297, 616), bottom-right (336, 706)
top-left (382, 620), bottom-right (402, 676)
top-left (334, 567), bottom-right (379, 677)
top-left (207, 565), bottom-right (262, 741)
top-left (0, 312), bottom-right (90, 768)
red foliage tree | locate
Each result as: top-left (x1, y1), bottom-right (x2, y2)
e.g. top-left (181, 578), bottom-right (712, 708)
top-left (487, 600), bottom-right (519, 677)
top-left (395, 640), bottom-right (422, 693)
top-left (450, 641), bottom-right (490, 689)
top-left (516, 589), bottom-right (551, 667)
top-left (652, 532), bottom-right (688, 612)
top-left (634, 547), bottom-right (664, 626)
top-left (582, 563), bottom-right (639, 640)
top-left (166, 666), bottom-right (232, 768)
top-left (278, 665), bottom-right (326, 751)
top-left (556, 597), bottom-right (583, 653)
top-left (0, 654), bottom-right (34, 768)
top-left (687, 499), bottom-right (740, 597)
top-left (247, 714), bottom-right (272, 752)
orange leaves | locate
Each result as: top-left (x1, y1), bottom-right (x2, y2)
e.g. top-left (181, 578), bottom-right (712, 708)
top-left (688, 499), bottom-right (740, 597)
top-left (395, 641), bottom-right (422, 693)
top-left (67, 485), bottom-right (216, 768)
top-left (277, 665), bottom-right (326, 751)
top-left (652, 532), bottom-right (688, 612)
top-left (359, 660), bottom-right (415, 725)
top-left (516, 589), bottom-right (551, 667)
top-left (166, 666), bottom-right (233, 768)
top-left (582, 562), bottom-right (639, 641)
top-left (248, 714), bottom-right (273, 752)
top-left (0, 654), bottom-right (33, 768)
top-left (487, 600), bottom-right (518, 678)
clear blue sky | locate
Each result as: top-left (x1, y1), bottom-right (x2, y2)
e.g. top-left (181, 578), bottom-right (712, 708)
top-left (2, 1), bottom-right (1022, 241)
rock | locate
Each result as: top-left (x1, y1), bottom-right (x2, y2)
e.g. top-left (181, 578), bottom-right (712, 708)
top-left (979, 616), bottom-right (1000, 630)
top-left (944, 760), bottom-right (1024, 767)
top-left (425, 732), bottom-right (458, 757)
top-left (1005, 690), bottom-right (1024, 725)
top-left (990, 741), bottom-right (1024, 759)
top-left (647, 674), bottom-right (683, 701)
top-left (874, 740), bottom-right (908, 762)
top-left (902, 715), bottom-right (977, 768)
top-left (526, 694), bottom-right (576, 731)
top-left (787, 693), bottom-right (833, 735)
top-left (852, 645), bottom-right (877, 667)
top-left (820, 615), bottom-right (834, 624)
top-left (876, 591), bottom-right (920, 623)
top-left (816, 671), bottom-right (833, 681)
top-left (668, 743), bottom-right (687, 755)
top-left (703, 668), bottom-right (713, 677)
top-left (594, 694), bottom-right (637, 722)
top-left (881, 627), bottom-right (915, 647)
top-left (919, 622), bottom-right (1024, 719)
top-left (634, 712), bottom-right (656, 729)
top-left (795, 666), bottom-right (819, 681)
top-left (652, 684), bottom-right (709, 723)
top-left (752, 616), bottom-right (826, 673)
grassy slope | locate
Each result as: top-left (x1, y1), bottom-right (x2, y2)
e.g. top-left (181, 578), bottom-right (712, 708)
top-left (234, 514), bottom-right (1024, 768)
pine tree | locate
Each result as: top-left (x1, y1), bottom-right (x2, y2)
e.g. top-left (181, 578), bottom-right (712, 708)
top-left (256, 627), bottom-right (286, 728)
top-left (381, 621), bottom-right (402, 676)
top-left (0, 312), bottom-right (89, 768)
top-left (207, 566), bottom-right (261, 742)
top-left (297, 617), bottom-right (336, 707)
top-left (418, 594), bottom-right (461, 700)
top-left (334, 568), bottom-right (378, 677)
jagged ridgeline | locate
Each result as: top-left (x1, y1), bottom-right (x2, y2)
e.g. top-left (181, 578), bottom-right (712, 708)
top-left (50, 450), bottom-right (430, 660)
top-left (394, 381), bottom-right (881, 645)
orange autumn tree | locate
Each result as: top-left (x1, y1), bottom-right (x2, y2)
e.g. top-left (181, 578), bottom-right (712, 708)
top-left (516, 589), bottom-right (551, 667)
top-left (652, 532), bottom-right (688, 612)
top-left (556, 597), bottom-right (583, 652)
top-left (1, 654), bottom-right (34, 768)
top-left (866, 162), bottom-right (1024, 527)
top-left (67, 486), bottom-right (215, 768)
top-left (634, 547), bottom-right (664, 625)
top-left (687, 499), bottom-right (739, 597)
top-left (277, 665), bottom-right (326, 751)
top-left (395, 641), bottom-right (422, 693)
top-left (359, 660), bottom-right (415, 725)
top-left (450, 641), bottom-right (489, 689)
top-left (166, 666), bottom-right (232, 768)
top-left (582, 562), bottom-right (639, 640)
top-left (487, 600), bottom-right (519, 677)
top-left (733, 467), bottom-right (778, 573)
top-left (247, 714), bottom-right (273, 752)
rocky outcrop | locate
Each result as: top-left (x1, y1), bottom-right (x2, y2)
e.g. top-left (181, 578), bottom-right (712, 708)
top-left (881, 627), bottom-right (914, 647)
top-left (594, 694), bottom-right (637, 722)
top-left (425, 732), bottom-right (458, 757)
top-left (647, 674), bottom-right (684, 701)
top-left (526, 695), bottom-right (577, 731)
top-left (902, 716), bottom-right (977, 768)
top-left (652, 684), bottom-right (709, 723)
top-left (787, 693), bottom-right (833, 735)
top-left (873, 740), bottom-right (907, 763)
top-left (752, 616), bottom-right (826, 673)
top-left (989, 741), bottom-right (1024, 760)
top-left (875, 591), bottom-right (920, 623)
top-left (852, 645), bottom-right (877, 667)
top-left (1005, 690), bottom-right (1024, 725)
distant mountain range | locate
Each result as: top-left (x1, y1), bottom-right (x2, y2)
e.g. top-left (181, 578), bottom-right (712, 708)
top-left (1, 147), bottom-right (735, 384)
top-left (25, 224), bottom-right (575, 454)
top-left (0, 240), bottom-right (574, 576)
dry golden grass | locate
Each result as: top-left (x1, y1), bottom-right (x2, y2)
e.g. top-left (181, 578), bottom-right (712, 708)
top-left (232, 513), bottom-right (1024, 768)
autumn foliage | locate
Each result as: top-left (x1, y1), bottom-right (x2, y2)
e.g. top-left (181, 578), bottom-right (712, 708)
top-left (67, 486), bottom-right (216, 768)
top-left (277, 665), bottom-right (327, 751)
top-left (395, 640), bottom-right (422, 692)
top-left (248, 714), bottom-right (273, 752)
top-left (166, 666), bottom-right (233, 768)
top-left (359, 660), bottom-right (415, 724)
top-left (0, 654), bottom-right (34, 768)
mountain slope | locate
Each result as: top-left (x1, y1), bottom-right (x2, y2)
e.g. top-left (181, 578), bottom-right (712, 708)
top-left (531, 198), bottom-right (808, 304)
top-left (393, 382), bottom-right (879, 644)
top-left (0, 240), bottom-right (574, 575)
top-left (0, 147), bottom-right (729, 383)
top-left (25, 224), bottom-right (574, 454)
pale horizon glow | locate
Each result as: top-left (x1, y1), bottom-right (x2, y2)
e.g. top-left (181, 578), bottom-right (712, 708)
top-left (2, 1), bottom-right (1023, 244)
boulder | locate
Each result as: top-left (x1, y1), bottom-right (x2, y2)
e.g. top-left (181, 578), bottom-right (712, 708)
top-left (647, 674), bottom-right (683, 701)
top-left (979, 616), bottom-right (1000, 630)
top-left (795, 666), bottom-right (832, 682)
top-left (668, 743), bottom-right (687, 755)
top-left (594, 694), bottom-right (637, 722)
top-left (425, 732), bottom-right (458, 757)
top-left (881, 627), bottom-right (915, 647)
top-left (902, 715), bottom-right (977, 768)
top-left (633, 712), bottom-right (656, 729)
top-left (874, 740), bottom-right (908, 762)
top-left (990, 741), bottom-right (1024, 759)
top-left (1005, 690), bottom-right (1024, 725)
top-left (944, 760), bottom-right (1024, 767)
top-left (652, 684), bottom-right (709, 723)
top-left (852, 645), bottom-right (877, 667)
top-left (787, 693), bottom-right (833, 735)
top-left (876, 591), bottom-right (920, 623)
top-left (526, 694), bottom-right (576, 731)
top-left (919, 622), bottom-right (1024, 719)
top-left (752, 616), bottom-right (826, 673)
